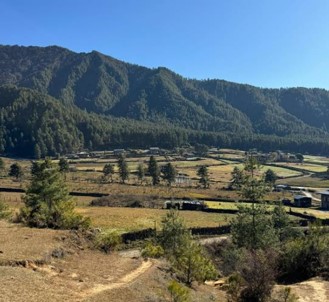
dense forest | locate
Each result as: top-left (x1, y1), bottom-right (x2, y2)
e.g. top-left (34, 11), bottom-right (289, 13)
top-left (1, 45), bottom-right (329, 157)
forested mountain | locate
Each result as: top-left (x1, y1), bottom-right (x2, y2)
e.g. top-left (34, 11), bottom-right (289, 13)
top-left (1, 45), bottom-right (329, 157)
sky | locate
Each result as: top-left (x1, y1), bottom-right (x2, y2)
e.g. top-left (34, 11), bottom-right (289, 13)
top-left (1, 0), bottom-right (329, 89)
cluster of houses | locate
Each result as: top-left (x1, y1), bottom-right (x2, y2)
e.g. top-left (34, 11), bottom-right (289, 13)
top-left (248, 150), bottom-right (300, 164)
top-left (66, 147), bottom-right (164, 159)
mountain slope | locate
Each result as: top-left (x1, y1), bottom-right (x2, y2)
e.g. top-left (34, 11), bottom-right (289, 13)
top-left (1, 45), bottom-right (329, 156)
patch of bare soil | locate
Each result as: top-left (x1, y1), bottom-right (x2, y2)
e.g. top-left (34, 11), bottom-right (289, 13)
top-left (277, 277), bottom-right (329, 302)
top-left (0, 220), bottom-right (65, 263)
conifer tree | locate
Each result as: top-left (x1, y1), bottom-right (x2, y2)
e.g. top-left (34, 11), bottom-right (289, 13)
top-left (137, 162), bottom-right (145, 184)
top-left (58, 158), bottom-right (69, 180)
top-left (148, 156), bottom-right (160, 185)
top-left (230, 166), bottom-right (244, 190)
top-left (103, 163), bottom-right (115, 182)
top-left (19, 159), bottom-right (89, 229)
top-left (162, 163), bottom-right (177, 186)
top-left (118, 155), bottom-right (129, 183)
top-left (197, 165), bottom-right (209, 188)
top-left (8, 163), bottom-right (23, 180)
top-left (0, 158), bottom-right (5, 176)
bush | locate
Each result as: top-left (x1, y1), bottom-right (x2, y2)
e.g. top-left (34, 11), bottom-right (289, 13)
top-left (238, 249), bottom-right (277, 302)
top-left (167, 280), bottom-right (190, 302)
top-left (225, 273), bottom-right (245, 302)
top-left (278, 223), bottom-right (329, 282)
top-left (141, 241), bottom-right (164, 258)
top-left (0, 199), bottom-right (11, 219)
top-left (94, 229), bottom-right (122, 253)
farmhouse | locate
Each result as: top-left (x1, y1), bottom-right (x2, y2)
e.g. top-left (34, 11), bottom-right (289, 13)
top-left (149, 147), bottom-right (160, 155)
top-left (320, 190), bottom-right (329, 210)
top-left (294, 195), bottom-right (312, 207)
top-left (164, 200), bottom-right (205, 211)
top-left (113, 149), bottom-right (125, 156)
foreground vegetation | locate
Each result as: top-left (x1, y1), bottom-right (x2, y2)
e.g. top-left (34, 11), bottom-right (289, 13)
top-left (1, 154), bottom-right (329, 302)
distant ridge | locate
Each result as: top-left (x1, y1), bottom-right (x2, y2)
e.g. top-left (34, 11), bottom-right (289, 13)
top-left (0, 44), bottom-right (329, 157)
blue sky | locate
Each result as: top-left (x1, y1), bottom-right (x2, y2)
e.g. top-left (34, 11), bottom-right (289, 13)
top-left (1, 0), bottom-right (329, 89)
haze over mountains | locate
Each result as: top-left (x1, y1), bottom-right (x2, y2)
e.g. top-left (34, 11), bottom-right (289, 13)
top-left (1, 45), bottom-right (329, 157)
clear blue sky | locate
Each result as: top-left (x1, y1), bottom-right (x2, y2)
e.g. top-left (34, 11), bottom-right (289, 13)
top-left (1, 0), bottom-right (329, 89)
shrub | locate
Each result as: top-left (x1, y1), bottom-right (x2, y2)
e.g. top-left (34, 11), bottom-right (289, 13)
top-left (238, 249), bottom-right (277, 302)
top-left (279, 223), bottom-right (329, 282)
top-left (0, 199), bottom-right (11, 219)
top-left (141, 241), bottom-right (164, 258)
top-left (167, 280), bottom-right (190, 302)
top-left (94, 229), bottom-right (122, 253)
top-left (225, 273), bottom-right (245, 302)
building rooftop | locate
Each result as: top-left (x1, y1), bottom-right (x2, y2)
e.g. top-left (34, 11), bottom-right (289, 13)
top-left (294, 195), bottom-right (311, 200)
top-left (319, 190), bottom-right (329, 196)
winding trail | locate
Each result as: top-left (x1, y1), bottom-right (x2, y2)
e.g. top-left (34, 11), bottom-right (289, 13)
top-left (83, 259), bottom-right (153, 297)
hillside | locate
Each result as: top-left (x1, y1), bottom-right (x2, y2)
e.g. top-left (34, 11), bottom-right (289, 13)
top-left (1, 45), bottom-right (329, 157)
top-left (0, 220), bottom-right (224, 302)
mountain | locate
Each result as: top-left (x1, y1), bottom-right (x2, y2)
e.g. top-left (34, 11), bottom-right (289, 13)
top-left (1, 44), bottom-right (329, 157)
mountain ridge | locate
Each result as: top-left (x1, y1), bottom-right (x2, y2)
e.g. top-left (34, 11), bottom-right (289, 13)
top-left (1, 44), bottom-right (329, 157)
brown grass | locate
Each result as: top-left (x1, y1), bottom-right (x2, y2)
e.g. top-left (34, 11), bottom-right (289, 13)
top-left (76, 207), bottom-right (232, 231)
top-left (0, 220), bottom-right (65, 263)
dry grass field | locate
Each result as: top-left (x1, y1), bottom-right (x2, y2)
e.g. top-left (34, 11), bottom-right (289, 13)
top-left (276, 162), bottom-right (327, 173)
top-left (277, 175), bottom-right (329, 188)
top-left (76, 207), bottom-right (233, 231)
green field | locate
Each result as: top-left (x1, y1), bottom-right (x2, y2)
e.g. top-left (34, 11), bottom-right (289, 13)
top-left (276, 162), bottom-right (327, 173)
top-left (304, 155), bottom-right (329, 165)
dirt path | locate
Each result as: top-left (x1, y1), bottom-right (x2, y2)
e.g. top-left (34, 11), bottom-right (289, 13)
top-left (83, 259), bottom-right (153, 298)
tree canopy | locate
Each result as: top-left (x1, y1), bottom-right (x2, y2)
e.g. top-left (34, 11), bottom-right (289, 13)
top-left (18, 159), bottom-right (89, 229)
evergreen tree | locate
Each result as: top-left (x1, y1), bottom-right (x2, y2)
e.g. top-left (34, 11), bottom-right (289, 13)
top-left (194, 143), bottom-right (208, 157)
top-left (58, 158), bottom-right (69, 180)
top-left (264, 168), bottom-right (277, 185)
top-left (19, 159), bottom-right (89, 229)
top-left (0, 158), bottom-right (5, 176)
top-left (236, 156), bottom-right (271, 249)
top-left (231, 204), bottom-right (279, 250)
top-left (118, 155), bottom-right (129, 183)
top-left (230, 166), bottom-right (244, 190)
top-left (137, 162), bottom-right (145, 184)
top-left (162, 163), bottom-right (177, 186)
top-left (8, 163), bottom-right (23, 180)
top-left (34, 144), bottom-right (41, 159)
top-left (296, 153), bottom-right (304, 163)
top-left (159, 210), bottom-right (217, 285)
top-left (103, 163), bottom-right (115, 182)
top-left (197, 165), bottom-right (209, 188)
top-left (148, 156), bottom-right (160, 185)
